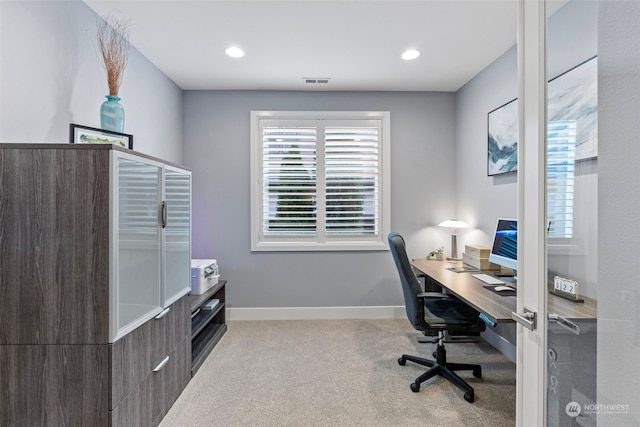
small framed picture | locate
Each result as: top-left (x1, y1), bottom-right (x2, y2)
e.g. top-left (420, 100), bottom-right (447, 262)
top-left (69, 124), bottom-right (133, 149)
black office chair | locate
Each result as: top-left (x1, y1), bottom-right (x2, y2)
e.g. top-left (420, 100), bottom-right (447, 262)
top-left (388, 232), bottom-right (486, 403)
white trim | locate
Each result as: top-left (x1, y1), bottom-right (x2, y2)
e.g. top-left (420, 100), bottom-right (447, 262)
top-left (227, 305), bottom-right (406, 321)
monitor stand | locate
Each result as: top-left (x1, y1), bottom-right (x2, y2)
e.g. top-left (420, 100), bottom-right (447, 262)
top-left (502, 276), bottom-right (517, 284)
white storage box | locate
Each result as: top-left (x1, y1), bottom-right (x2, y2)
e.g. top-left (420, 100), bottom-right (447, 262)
top-left (190, 259), bottom-right (219, 295)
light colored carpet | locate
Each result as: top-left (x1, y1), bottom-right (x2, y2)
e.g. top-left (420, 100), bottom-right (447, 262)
top-left (161, 319), bottom-right (516, 427)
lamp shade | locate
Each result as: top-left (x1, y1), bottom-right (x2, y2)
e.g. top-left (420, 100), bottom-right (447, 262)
top-left (438, 219), bottom-right (469, 229)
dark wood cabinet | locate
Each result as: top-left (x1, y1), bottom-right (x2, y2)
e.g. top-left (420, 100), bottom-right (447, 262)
top-left (0, 144), bottom-right (192, 426)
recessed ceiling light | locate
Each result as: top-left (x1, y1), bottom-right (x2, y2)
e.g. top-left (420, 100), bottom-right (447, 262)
top-left (225, 46), bottom-right (245, 58)
top-left (401, 49), bottom-right (420, 61)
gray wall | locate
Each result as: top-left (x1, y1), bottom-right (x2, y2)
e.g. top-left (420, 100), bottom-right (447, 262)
top-left (183, 90), bottom-right (457, 308)
top-left (0, 0), bottom-right (184, 163)
top-left (598, 1), bottom-right (640, 424)
top-left (455, 0), bottom-right (598, 298)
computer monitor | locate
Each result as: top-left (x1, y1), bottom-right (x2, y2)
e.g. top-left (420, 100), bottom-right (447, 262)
top-left (488, 218), bottom-right (518, 272)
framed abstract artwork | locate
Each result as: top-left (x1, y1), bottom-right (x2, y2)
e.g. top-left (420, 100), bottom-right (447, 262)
top-left (487, 98), bottom-right (518, 176)
top-left (486, 55), bottom-right (597, 176)
top-left (548, 56), bottom-right (598, 161)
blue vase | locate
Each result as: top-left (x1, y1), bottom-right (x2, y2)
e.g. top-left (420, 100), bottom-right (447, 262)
top-left (100, 95), bottom-right (125, 132)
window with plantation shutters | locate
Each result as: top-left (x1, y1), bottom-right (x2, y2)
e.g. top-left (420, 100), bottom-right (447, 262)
top-left (251, 111), bottom-right (390, 251)
top-left (547, 120), bottom-right (576, 239)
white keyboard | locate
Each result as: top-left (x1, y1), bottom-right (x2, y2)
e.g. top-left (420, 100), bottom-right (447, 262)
top-left (472, 273), bottom-right (505, 285)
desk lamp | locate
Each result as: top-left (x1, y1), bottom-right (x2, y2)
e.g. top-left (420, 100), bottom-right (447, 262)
top-left (438, 219), bottom-right (468, 260)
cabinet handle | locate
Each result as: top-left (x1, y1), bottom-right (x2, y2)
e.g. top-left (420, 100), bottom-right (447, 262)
top-left (155, 307), bottom-right (170, 319)
top-left (153, 356), bottom-right (170, 372)
top-left (160, 201), bottom-right (168, 228)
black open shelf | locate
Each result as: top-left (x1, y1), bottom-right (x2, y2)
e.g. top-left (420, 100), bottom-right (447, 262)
top-left (191, 322), bottom-right (228, 374)
top-left (191, 302), bottom-right (224, 338)
top-left (189, 280), bottom-right (227, 376)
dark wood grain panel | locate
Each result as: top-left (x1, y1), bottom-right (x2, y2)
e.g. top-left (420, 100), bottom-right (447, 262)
top-left (0, 344), bottom-right (109, 426)
top-left (0, 147), bottom-right (110, 344)
top-left (0, 143), bottom-right (190, 171)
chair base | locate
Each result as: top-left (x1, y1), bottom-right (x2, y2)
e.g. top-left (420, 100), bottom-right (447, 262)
top-left (398, 343), bottom-right (482, 403)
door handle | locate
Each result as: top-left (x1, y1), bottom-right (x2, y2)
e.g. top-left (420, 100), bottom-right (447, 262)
top-left (160, 201), bottom-right (168, 228)
top-left (548, 313), bottom-right (581, 335)
top-left (511, 305), bottom-right (537, 331)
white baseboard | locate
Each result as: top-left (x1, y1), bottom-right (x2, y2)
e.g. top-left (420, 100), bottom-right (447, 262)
top-left (227, 306), bottom-right (406, 321)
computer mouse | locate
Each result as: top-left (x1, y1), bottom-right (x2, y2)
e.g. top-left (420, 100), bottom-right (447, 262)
top-left (494, 286), bottom-right (514, 292)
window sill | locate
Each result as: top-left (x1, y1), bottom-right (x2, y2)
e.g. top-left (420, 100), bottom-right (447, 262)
top-left (251, 240), bottom-right (389, 252)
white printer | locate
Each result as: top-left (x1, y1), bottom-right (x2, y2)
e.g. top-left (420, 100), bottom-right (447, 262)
top-left (190, 259), bottom-right (219, 295)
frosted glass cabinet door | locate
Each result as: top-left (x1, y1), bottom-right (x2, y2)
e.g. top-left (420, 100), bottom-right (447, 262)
top-left (112, 153), bottom-right (163, 341)
top-left (163, 166), bottom-right (192, 306)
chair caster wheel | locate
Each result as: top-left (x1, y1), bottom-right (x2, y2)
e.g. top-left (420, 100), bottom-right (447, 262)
top-left (410, 382), bottom-right (420, 392)
top-left (464, 392), bottom-right (475, 403)
top-left (398, 357), bottom-right (406, 366)
top-left (473, 368), bottom-right (482, 378)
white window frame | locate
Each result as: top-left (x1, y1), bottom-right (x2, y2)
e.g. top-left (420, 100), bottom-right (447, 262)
top-left (250, 111), bottom-right (390, 251)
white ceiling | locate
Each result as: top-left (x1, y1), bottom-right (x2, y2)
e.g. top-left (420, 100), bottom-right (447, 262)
top-left (83, 0), bottom-right (525, 92)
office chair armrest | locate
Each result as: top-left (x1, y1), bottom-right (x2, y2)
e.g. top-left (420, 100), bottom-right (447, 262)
top-left (417, 292), bottom-right (452, 299)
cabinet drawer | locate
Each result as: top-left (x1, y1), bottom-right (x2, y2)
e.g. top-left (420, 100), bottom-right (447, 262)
top-left (159, 294), bottom-right (190, 353)
top-left (110, 295), bottom-right (190, 408)
top-left (110, 338), bottom-right (190, 427)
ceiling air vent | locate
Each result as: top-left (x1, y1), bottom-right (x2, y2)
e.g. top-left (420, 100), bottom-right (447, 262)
top-left (303, 77), bottom-right (330, 84)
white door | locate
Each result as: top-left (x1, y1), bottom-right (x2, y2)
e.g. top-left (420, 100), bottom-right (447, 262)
top-left (517, 1), bottom-right (640, 426)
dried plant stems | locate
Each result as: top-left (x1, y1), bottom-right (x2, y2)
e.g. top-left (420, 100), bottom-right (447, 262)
top-left (97, 15), bottom-right (130, 96)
